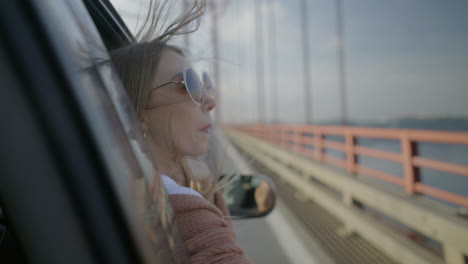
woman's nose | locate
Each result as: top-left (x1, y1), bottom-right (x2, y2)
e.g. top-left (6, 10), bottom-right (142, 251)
top-left (202, 94), bottom-right (216, 112)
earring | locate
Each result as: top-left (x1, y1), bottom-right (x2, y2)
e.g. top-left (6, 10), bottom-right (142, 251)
top-left (141, 120), bottom-right (149, 139)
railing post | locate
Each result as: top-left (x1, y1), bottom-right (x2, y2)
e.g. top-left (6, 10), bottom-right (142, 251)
top-left (270, 124), bottom-right (275, 143)
top-left (280, 126), bottom-right (286, 148)
top-left (315, 130), bottom-right (323, 162)
top-left (261, 123), bottom-right (264, 140)
top-left (337, 191), bottom-right (356, 237)
top-left (267, 124), bottom-right (273, 143)
top-left (342, 129), bottom-right (364, 228)
top-left (345, 132), bottom-right (356, 174)
top-left (297, 126), bottom-right (304, 154)
top-left (269, 124), bottom-right (273, 143)
top-left (443, 246), bottom-right (465, 264)
top-left (276, 125), bottom-right (281, 145)
top-left (293, 127), bottom-right (300, 153)
top-left (257, 124), bottom-right (262, 139)
top-left (401, 134), bottom-right (419, 195)
top-left (286, 126), bottom-right (293, 151)
top-left (286, 127), bottom-right (292, 150)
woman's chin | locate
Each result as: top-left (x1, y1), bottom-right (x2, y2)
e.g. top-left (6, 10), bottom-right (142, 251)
top-left (194, 131), bottom-right (209, 143)
top-left (185, 149), bottom-right (206, 158)
top-left (182, 132), bottom-right (208, 156)
top-left (185, 142), bottom-right (208, 157)
top-left (195, 144), bottom-right (208, 156)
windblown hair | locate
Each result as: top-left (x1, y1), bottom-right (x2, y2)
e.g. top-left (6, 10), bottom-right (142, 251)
top-left (134, 0), bottom-right (206, 43)
top-left (111, 0), bottom-right (206, 119)
top-left (110, 0), bottom-right (228, 200)
top-left (110, 42), bottom-right (184, 119)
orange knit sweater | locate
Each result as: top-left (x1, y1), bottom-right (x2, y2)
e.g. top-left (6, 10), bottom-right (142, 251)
top-left (169, 193), bottom-right (251, 264)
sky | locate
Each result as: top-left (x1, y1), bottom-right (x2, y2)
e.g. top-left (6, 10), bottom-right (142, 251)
top-left (111, 0), bottom-right (468, 124)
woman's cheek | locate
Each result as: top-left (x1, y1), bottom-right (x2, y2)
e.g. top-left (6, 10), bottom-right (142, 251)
top-left (179, 105), bottom-right (208, 156)
top-left (192, 131), bottom-right (209, 154)
top-left (176, 120), bottom-right (204, 156)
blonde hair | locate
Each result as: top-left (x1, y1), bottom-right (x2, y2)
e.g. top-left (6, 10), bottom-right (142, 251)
top-left (111, 43), bottom-right (184, 119)
top-left (110, 0), bottom-right (206, 118)
top-left (110, 0), bottom-right (223, 200)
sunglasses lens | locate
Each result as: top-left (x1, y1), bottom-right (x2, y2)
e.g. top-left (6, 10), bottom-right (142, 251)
top-left (202, 72), bottom-right (216, 99)
top-left (185, 68), bottom-right (203, 104)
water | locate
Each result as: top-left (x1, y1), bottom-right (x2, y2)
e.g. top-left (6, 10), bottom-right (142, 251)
top-left (296, 133), bottom-right (468, 207)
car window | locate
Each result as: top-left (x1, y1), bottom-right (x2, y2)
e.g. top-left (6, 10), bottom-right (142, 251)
top-left (33, 0), bottom-right (184, 262)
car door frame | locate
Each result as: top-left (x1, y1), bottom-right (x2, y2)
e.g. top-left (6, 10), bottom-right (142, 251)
top-left (0, 1), bottom-right (153, 263)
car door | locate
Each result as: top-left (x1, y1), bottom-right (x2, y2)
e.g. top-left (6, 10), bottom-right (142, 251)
top-left (0, 0), bottom-right (184, 263)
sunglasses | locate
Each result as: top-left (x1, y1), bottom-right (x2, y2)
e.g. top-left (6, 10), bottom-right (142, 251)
top-left (151, 67), bottom-right (215, 106)
top-left (202, 72), bottom-right (216, 100)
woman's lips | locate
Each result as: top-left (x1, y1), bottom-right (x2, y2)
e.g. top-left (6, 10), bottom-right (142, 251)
top-left (199, 124), bottom-right (212, 133)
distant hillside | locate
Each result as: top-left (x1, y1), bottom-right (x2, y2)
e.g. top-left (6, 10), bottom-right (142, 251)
top-left (386, 117), bottom-right (468, 132)
top-left (315, 117), bottom-right (468, 132)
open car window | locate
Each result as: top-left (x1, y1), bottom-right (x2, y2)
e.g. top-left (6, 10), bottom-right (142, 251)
top-left (30, 0), bottom-right (183, 262)
top-left (69, 1), bottom-right (188, 262)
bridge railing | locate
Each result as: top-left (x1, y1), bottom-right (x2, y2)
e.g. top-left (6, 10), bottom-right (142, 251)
top-left (231, 123), bottom-right (468, 208)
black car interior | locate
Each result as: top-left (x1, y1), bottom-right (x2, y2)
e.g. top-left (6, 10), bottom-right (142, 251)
top-left (0, 1), bottom-right (133, 263)
top-left (0, 208), bottom-right (26, 263)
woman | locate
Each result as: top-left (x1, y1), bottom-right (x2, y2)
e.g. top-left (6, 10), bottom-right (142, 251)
top-left (110, 1), bottom-right (249, 263)
top-left (111, 42), bottom-right (225, 205)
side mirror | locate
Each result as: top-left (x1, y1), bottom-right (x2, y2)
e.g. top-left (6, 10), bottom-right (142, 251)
top-left (220, 174), bottom-right (276, 219)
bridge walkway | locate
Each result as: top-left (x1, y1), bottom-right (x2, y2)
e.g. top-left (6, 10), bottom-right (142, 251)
top-left (232, 139), bottom-right (396, 264)
top-left (223, 127), bottom-right (468, 264)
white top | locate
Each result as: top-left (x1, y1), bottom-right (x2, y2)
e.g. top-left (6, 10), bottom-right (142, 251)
top-left (161, 174), bottom-right (203, 198)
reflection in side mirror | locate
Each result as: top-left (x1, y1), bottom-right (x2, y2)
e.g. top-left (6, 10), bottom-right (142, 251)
top-left (220, 174), bottom-right (276, 219)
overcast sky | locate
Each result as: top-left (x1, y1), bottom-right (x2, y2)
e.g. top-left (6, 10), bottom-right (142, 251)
top-left (111, 0), bottom-right (468, 124)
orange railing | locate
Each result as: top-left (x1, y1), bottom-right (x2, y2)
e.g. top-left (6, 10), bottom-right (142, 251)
top-left (231, 124), bottom-right (468, 208)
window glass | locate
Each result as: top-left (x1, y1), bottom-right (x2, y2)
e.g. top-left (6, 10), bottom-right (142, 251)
top-left (35, 0), bottom-right (183, 262)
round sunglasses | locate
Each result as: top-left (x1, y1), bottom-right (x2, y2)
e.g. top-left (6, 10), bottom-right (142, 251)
top-left (150, 67), bottom-right (215, 106)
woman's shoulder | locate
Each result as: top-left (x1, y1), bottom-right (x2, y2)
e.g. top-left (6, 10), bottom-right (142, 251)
top-left (168, 193), bottom-right (250, 264)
